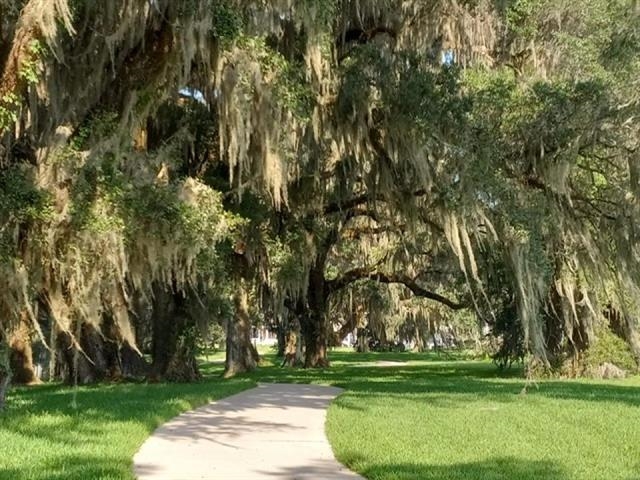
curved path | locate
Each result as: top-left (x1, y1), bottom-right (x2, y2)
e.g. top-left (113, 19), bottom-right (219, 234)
top-left (133, 383), bottom-right (363, 479)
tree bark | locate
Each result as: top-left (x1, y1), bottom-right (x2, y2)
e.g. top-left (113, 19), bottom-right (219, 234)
top-left (224, 276), bottom-right (259, 377)
top-left (150, 284), bottom-right (200, 382)
top-left (9, 312), bottom-right (38, 384)
top-left (281, 313), bottom-right (303, 367)
top-left (356, 327), bottom-right (370, 352)
top-left (0, 333), bottom-right (11, 410)
top-left (51, 314), bottom-right (149, 384)
top-left (276, 314), bottom-right (286, 358)
top-left (56, 324), bottom-right (113, 384)
top-left (544, 285), bottom-right (566, 366)
top-left (119, 343), bottom-right (150, 378)
top-left (301, 264), bottom-right (330, 368)
top-left (302, 311), bottom-right (329, 368)
top-left (414, 326), bottom-right (425, 352)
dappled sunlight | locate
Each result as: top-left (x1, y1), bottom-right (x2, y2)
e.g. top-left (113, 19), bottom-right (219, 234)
top-left (259, 351), bottom-right (640, 480)
top-left (134, 384), bottom-right (360, 479)
top-left (1, 351), bottom-right (639, 479)
top-left (0, 364), bottom-right (255, 480)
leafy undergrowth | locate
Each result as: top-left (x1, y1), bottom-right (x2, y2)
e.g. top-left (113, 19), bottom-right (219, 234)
top-left (249, 351), bottom-right (640, 480)
top-left (0, 367), bottom-right (254, 480)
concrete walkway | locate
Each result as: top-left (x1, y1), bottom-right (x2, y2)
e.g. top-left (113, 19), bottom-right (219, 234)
top-left (133, 383), bottom-right (364, 479)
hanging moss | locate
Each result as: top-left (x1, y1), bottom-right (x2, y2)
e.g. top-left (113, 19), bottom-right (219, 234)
top-left (0, 0), bottom-right (638, 376)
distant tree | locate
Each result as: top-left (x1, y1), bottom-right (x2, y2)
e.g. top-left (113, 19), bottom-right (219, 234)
top-left (1, 0), bottom-right (639, 407)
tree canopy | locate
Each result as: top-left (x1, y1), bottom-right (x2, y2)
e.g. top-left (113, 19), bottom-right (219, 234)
top-left (0, 0), bottom-right (639, 404)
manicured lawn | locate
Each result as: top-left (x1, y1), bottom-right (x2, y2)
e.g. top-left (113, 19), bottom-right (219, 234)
top-left (0, 367), bottom-right (254, 480)
top-left (1, 350), bottom-right (639, 480)
top-left (249, 351), bottom-right (640, 480)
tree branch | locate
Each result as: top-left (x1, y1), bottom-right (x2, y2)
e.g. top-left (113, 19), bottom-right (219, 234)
top-left (327, 269), bottom-right (467, 310)
top-left (324, 193), bottom-right (383, 215)
top-left (0, 0), bottom-right (75, 133)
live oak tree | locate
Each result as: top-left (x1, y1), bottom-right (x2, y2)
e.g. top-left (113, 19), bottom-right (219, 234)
top-left (1, 0), bottom-right (639, 406)
top-left (226, 0), bottom-right (640, 370)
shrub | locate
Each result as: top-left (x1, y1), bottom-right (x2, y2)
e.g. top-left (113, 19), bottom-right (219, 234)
top-left (583, 327), bottom-right (637, 374)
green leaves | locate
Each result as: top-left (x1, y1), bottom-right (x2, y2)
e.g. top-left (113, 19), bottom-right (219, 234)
top-left (234, 36), bottom-right (315, 121)
top-left (0, 94), bottom-right (20, 133)
top-left (0, 167), bottom-right (53, 262)
top-left (211, 1), bottom-right (243, 45)
top-left (0, 168), bottom-right (52, 223)
top-left (505, 0), bottom-right (545, 38)
top-left (17, 40), bottom-right (46, 85)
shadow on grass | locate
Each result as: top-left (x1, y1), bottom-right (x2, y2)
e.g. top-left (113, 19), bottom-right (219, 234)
top-left (352, 456), bottom-right (565, 480)
top-left (253, 454), bottom-right (565, 480)
top-left (249, 353), bottom-right (640, 409)
top-left (2, 350), bottom-right (639, 480)
top-left (0, 365), bottom-right (255, 480)
top-left (0, 455), bottom-right (126, 480)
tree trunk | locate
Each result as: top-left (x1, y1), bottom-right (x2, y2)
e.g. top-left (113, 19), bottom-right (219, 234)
top-left (544, 260), bottom-right (570, 367)
top-left (224, 277), bottom-right (259, 377)
top-left (303, 314), bottom-right (329, 368)
top-left (544, 309), bottom-right (565, 366)
top-left (276, 315), bottom-right (286, 358)
top-left (9, 312), bottom-right (38, 385)
top-left (301, 264), bottom-right (330, 368)
top-left (356, 327), bottom-right (369, 353)
top-left (56, 324), bottom-right (114, 385)
top-left (281, 314), bottom-right (303, 367)
top-left (414, 326), bottom-right (425, 352)
top-left (0, 334), bottom-right (11, 410)
top-left (50, 313), bottom-right (149, 384)
top-left (119, 343), bottom-right (150, 378)
top-left (150, 284), bottom-right (200, 382)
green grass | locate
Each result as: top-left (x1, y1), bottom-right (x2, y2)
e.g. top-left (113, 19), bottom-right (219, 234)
top-left (2, 350), bottom-right (640, 480)
top-left (246, 351), bottom-right (640, 480)
top-left (0, 365), bottom-right (255, 480)
top-left (199, 343), bottom-right (276, 363)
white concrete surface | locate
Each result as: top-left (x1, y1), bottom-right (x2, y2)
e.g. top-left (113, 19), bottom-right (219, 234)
top-left (133, 383), bottom-right (363, 479)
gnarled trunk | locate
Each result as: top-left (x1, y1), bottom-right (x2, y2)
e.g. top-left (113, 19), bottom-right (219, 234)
top-left (544, 286), bottom-right (566, 367)
top-left (119, 343), bottom-right (150, 378)
top-left (53, 317), bottom-right (149, 384)
top-left (0, 334), bottom-right (11, 410)
top-left (302, 312), bottom-right (329, 368)
top-left (301, 264), bottom-right (330, 368)
top-left (281, 313), bottom-right (303, 367)
top-left (9, 312), bottom-right (38, 384)
top-left (56, 323), bottom-right (119, 385)
top-left (151, 284), bottom-right (200, 382)
top-left (356, 327), bottom-right (370, 353)
top-left (224, 277), bottom-right (259, 377)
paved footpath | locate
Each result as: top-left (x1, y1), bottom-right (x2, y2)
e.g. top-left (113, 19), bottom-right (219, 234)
top-left (133, 383), bottom-right (364, 479)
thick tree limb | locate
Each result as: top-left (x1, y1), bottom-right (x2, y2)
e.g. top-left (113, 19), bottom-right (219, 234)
top-left (370, 272), bottom-right (467, 309)
top-left (324, 188), bottom-right (430, 216)
top-left (327, 268), bottom-right (467, 310)
top-left (324, 193), bottom-right (383, 214)
top-left (340, 225), bottom-right (401, 240)
top-left (0, 0), bottom-right (75, 137)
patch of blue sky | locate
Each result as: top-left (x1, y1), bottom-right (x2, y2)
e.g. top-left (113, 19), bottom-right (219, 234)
top-left (179, 87), bottom-right (207, 105)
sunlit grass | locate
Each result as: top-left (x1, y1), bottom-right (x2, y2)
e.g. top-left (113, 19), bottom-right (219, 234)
top-left (248, 351), bottom-right (640, 480)
top-left (0, 366), bottom-right (254, 480)
top-left (2, 349), bottom-right (639, 480)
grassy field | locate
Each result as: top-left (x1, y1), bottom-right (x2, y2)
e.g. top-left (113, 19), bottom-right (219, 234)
top-left (247, 351), bottom-right (640, 480)
top-left (2, 350), bottom-right (640, 480)
top-left (0, 370), bottom-right (254, 480)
